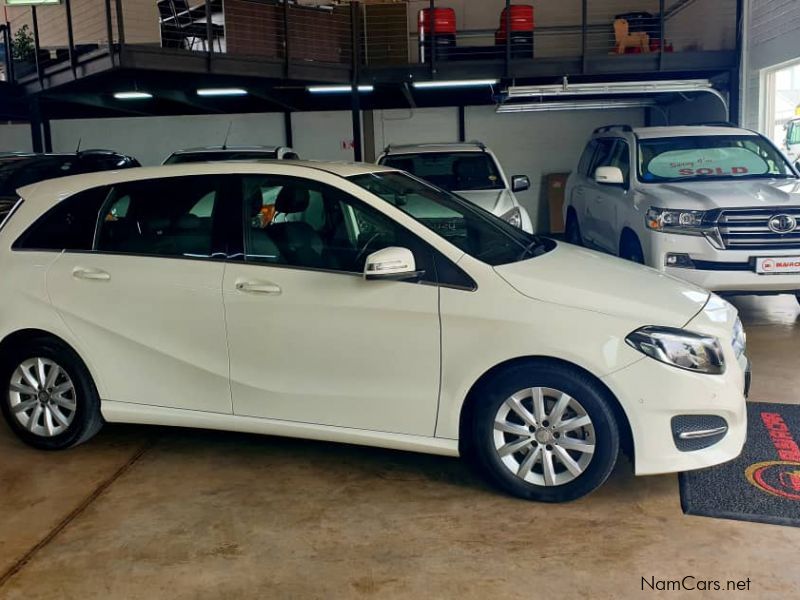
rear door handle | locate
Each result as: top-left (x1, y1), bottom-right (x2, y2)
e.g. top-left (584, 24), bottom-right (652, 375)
top-left (72, 267), bottom-right (111, 282)
top-left (235, 280), bottom-right (282, 295)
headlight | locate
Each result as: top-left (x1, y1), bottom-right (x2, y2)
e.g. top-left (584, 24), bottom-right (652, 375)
top-left (626, 326), bottom-right (726, 374)
top-left (646, 207), bottom-right (708, 234)
top-left (500, 207), bottom-right (523, 229)
top-left (732, 317), bottom-right (747, 360)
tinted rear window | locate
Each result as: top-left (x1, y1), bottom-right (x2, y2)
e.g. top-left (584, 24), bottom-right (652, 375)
top-left (165, 151), bottom-right (278, 164)
top-left (381, 152), bottom-right (503, 192)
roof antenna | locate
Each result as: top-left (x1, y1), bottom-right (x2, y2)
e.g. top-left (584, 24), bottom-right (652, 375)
top-left (75, 137), bottom-right (82, 153)
top-left (222, 121), bottom-right (233, 150)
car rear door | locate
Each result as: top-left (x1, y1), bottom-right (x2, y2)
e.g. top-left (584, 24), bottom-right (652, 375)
top-left (44, 175), bottom-right (235, 414)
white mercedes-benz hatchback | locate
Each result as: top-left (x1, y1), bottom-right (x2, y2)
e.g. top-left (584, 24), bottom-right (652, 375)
top-left (0, 161), bottom-right (749, 502)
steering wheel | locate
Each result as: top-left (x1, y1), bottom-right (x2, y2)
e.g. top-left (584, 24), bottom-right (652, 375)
top-left (354, 232), bottom-right (381, 266)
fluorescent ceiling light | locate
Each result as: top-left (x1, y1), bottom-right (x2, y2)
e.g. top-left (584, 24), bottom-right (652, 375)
top-left (307, 85), bottom-right (374, 94)
top-left (496, 99), bottom-right (656, 113)
top-left (197, 88), bottom-right (248, 97)
top-left (114, 91), bottom-right (153, 100)
top-left (413, 79), bottom-right (499, 89)
top-left (506, 79), bottom-right (716, 99)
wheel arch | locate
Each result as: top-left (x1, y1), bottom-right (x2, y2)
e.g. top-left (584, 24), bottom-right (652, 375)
top-left (619, 227), bottom-right (642, 254)
top-left (458, 355), bottom-right (634, 461)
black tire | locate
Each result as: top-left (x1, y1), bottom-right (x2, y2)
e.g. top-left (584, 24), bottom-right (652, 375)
top-left (468, 362), bottom-right (620, 502)
top-left (565, 211), bottom-right (583, 246)
top-left (619, 233), bottom-right (645, 264)
top-left (0, 336), bottom-right (103, 450)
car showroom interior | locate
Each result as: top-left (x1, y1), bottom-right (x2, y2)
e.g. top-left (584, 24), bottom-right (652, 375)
top-left (0, 0), bottom-right (799, 597)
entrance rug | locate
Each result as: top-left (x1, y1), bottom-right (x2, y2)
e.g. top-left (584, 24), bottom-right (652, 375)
top-left (679, 401), bottom-right (800, 527)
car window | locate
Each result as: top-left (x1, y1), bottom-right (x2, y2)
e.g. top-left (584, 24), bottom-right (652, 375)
top-left (381, 152), bottom-right (503, 192)
top-left (96, 175), bottom-right (226, 258)
top-left (587, 139), bottom-right (617, 177)
top-left (241, 175), bottom-right (435, 278)
top-left (577, 141), bottom-right (599, 177)
top-left (638, 135), bottom-right (795, 182)
top-left (13, 186), bottom-right (109, 251)
top-left (608, 140), bottom-right (630, 185)
top-left (10, 157), bottom-right (78, 189)
top-left (79, 154), bottom-right (136, 172)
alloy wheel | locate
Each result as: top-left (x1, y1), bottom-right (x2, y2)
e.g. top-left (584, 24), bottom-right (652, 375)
top-left (8, 358), bottom-right (77, 438)
top-left (493, 387), bottom-right (595, 487)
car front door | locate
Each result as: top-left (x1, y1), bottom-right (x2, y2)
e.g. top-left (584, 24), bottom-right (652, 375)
top-left (590, 139), bottom-right (631, 254)
top-left (45, 175), bottom-right (234, 414)
top-left (585, 139), bottom-right (629, 253)
top-left (222, 174), bottom-right (441, 436)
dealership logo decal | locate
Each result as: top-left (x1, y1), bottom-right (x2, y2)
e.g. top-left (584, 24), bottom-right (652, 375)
top-left (746, 412), bottom-right (800, 501)
top-left (767, 214), bottom-right (797, 234)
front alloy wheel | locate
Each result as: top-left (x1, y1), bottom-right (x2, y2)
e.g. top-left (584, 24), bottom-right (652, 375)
top-left (493, 387), bottom-right (595, 487)
top-left (470, 362), bottom-right (620, 502)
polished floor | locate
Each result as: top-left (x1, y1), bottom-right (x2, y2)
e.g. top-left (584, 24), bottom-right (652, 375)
top-left (1, 296), bottom-right (799, 599)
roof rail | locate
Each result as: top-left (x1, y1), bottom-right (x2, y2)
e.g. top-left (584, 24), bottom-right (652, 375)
top-left (695, 121), bottom-right (740, 128)
top-left (593, 125), bottom-right (633, 135)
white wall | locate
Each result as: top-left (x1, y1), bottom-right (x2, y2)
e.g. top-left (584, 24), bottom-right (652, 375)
top-left (49, 112), bottom-right (286, 166)
top-left (743, 0), bottom-right (800, 130)
top-left (373, 107), bottom-right (460, 152)
top-left (466, 106), bottom-right (645, 231)
top-left (291, 111), bottom-right (358, 162)
top-left (0, 123), bottom-right (33, 153)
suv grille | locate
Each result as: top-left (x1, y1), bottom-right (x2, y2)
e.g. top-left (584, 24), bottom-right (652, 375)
top-left (717, 208), bottom-right (800, 250)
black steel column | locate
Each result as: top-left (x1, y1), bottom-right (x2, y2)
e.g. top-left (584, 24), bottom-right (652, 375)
top-left (284, 111), bottom-right (293, 148)
top-left (29, 97), bottom-right (44, 154)
top-left (64, 0), bottom-right (77, 78)
top-left (581, 0), bottom-right (587, 74)
top-left (730, 0), bottom-right (745, 124)
top-left (283, 0), bottom-right (291, 78)
top-left (504, 0), bottom-right (511, 77)
top-left (428, 0), bottom-right (436, 75)
top-left (43, 116), bottom-right (53, 153)
top-left (205, 0), bottom-right (214, 60)
top-left (114, 0), bottom-right (126, 46)
top-left (31, 7), bottom-right (43, 86)
top-left (658, 0), bottom-right (665, 71)
top-left (458, 105), bottom-right (466, 142)
top-left (1, 25), bottom-right (12, 84)
top-left (350, 1), bottom-right (363, 162)
top-left (104, 0), bottom-right (115, 61)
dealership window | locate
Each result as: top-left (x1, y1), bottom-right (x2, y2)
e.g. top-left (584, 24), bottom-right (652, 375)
top-left (763, 59), bottom-right (800, 157)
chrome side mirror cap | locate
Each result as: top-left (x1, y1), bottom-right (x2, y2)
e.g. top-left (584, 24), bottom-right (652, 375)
top-left (594, 166), bottom-right (625, 186)
top-left (511, 175), bottom-right (530, 192)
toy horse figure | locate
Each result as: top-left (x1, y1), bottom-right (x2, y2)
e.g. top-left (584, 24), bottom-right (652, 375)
top-left (613, 18), bottom-right (650, 54)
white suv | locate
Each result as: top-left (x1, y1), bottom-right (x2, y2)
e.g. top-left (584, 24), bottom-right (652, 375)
top-left (564, 125), bottom-right (800, 305)
top-left (377, 142), bottom-right (534, 233)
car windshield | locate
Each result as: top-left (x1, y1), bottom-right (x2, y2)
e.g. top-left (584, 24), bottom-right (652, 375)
top-left (348, 171), bottom-right (552, 266)
top-left (381, 151), bottom-right (504, 192)
top-left (638, 135), bottom-right (796, 183)
top-left (165, 151), bottom-right (279, 164)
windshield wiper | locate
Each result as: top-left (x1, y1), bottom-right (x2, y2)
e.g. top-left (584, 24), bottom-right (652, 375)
top-left (517, 236), bottom-right (548, 260)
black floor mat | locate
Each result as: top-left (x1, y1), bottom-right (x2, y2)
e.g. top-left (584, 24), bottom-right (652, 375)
top-left (679, 401), bottom-right (800, 527)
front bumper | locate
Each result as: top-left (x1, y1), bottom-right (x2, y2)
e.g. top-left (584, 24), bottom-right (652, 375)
top-left (601, 354), bottom-right (748, 476)
top-left (647, 232), bottom-right (800, 293)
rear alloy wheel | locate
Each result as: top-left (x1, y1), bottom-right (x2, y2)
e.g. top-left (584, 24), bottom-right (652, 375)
top-left (565, 212), bottom-right (583, 246)
top-left (1, 337), bottom-right (103, 450)
top-left (470, 363), bottom-right (620, 502)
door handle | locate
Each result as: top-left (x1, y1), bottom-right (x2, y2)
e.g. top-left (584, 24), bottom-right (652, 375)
top-left (235, 280), bottom-right (282, 295)
top-left (72, 267), bottom-right (111, 282)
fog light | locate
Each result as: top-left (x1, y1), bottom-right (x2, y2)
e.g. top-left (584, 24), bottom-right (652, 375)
top-left (665, 253), bottom-right (695, 268)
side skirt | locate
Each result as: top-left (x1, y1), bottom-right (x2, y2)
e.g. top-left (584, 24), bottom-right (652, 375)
top-left (101, 400), bottom-right (460, 457)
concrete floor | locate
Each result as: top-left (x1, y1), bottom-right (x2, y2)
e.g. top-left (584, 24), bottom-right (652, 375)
top-left (1, 296), bottom-right (799, 599)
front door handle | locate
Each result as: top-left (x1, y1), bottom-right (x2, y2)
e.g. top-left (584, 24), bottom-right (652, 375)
top-left (72, 267), bottom-right (111, 282)
top-left (235, 280), bottom-right (282, 295)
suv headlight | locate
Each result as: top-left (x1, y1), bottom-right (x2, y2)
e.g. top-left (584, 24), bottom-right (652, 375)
top-left (626, 326), bottom-right (726, 374)
top-left (646, 207), bottom-right (708, 234)
top-left (500, 207), bottom-right (523, 229)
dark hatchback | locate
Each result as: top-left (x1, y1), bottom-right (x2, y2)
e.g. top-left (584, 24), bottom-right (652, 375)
top-left (0, 150), bottom-right (140, 218)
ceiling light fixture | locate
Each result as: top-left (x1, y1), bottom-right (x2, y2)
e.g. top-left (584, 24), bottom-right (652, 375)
top-left (496, 99), bottom-right (656, 113)
top-left (412, 79), bottom-right (499, 89)
top-left (307, 85), bottom-right (374, 94)
top-left (113, 91), bottom-right (153, 100)
top-left (197, 88), bottom-right (248, 97)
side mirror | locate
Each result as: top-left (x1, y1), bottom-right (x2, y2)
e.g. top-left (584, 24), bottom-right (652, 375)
top-left (364, 247), bottom-right (424, 281)
top-left (511, 175), bottom-right (530, 192)
top-left (594, 166), bottom-right (625, 186)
